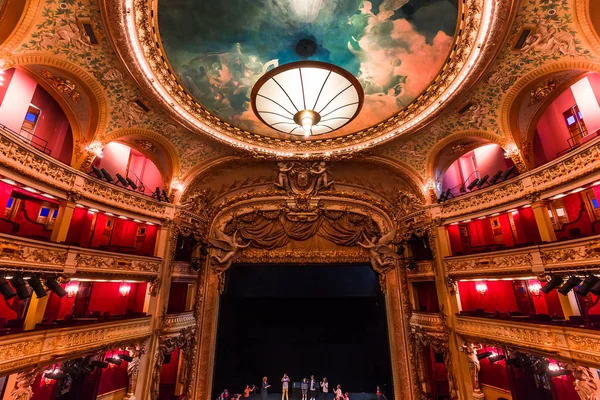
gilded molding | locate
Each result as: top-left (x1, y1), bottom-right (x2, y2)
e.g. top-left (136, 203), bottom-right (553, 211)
top-left (455, 315), bottom-right (600, 368)
top-left (162, 311), bottom-right (195, 334)
top-left (0, 317), bottom-right (152, 375)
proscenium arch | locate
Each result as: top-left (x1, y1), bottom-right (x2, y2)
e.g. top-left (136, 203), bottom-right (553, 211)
top-left (365, 155), bottom-right (430, 204)
top-left (190, 195), bottom-right (417, 400)
top-left (425, 130), bottom-right (506, 183)
top-left (499, 60), bottom-right (600, 161)
top-left (9, 54), bottom-right (109, 166)
top-left (102, 128), bottom-right (182, 187)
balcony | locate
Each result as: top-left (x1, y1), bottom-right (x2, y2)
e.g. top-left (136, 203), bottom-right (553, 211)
top-left (409, 312), bottom-right (446, 334)
top-left (162, 311), bottom-right (195, 334)
top-left (445, 233), bottom-right (600, 278)
top-left (0, 316), bottom-right (152, 375)
top-left (439, 135), bottom-right (600, 219)
top-left (0, 232), bottom-right (161, 277)
top-left (0, 125), bottom-right (170, 219)
top-left (455, 314), bottom-right (600, 368)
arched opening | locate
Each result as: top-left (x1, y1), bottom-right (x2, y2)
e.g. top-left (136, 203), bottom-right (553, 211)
top-left (92, 142), bottom-right (167, 198)
top-left (438, 143), bottom-right (516, 200)
top-left (0, 67), bottom-right (74, 164)
top-left (533, 73), bottom-right (600, 166)
top-left (591, 0), bottom-right (600, 42)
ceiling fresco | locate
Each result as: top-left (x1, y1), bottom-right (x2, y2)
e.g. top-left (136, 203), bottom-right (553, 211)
top-left (158, 0), bottom-right (458, 136)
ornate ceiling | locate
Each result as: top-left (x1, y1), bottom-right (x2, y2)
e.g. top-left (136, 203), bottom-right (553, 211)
top-left (0, 0), bottom-right (598, 198)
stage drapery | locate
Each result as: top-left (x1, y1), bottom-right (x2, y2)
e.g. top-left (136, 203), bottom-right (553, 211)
top-left (227, 210), bottom-right (380, 250)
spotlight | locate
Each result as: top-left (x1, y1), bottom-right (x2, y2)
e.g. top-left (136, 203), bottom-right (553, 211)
top-left (0, 278), bottom-right (16, 300)
top-left (575, 275), bottom-right (599, 297)
top-left (106, 357), bottom-right (122, 366)
top-left (489, 170), bottom-right (503, 185)
top-left (501, 166), bottom-right (517, 181)
top-left (153, 187), bottom-right (161, 199)
top-left (90, 361), bottom-right (108, 369)
top-left (27, 274), bottom-right (47, 298)
top-left (505, 357), bottom-right (525, 368)
top-left (119, 355), bottom-right (134, 362)
top-left (547, 364), bottom-right (569, 377)
top-left (91, 165), bottom-right (104, 179)
top-left (558, 276), bottom-right (582, 296)
top-left (191, 261), bottom-right (201, 271)
top-left (161, 190), bottom-right (170, 202)
top-left (100, 168), bottom-right (114, 183)
top-left (467, 178), bottom-right (480, 190)
top-left (45, 278), bottom-right (67, 298)
top-left (488, 354), bottom-right (506, 363)
top-left (44, 371), bottom-right (67, 380)
top-left (116, 173), bottom-right (130, 187)
top-left (477, 352), bottom-right (493, 360)
top-left (126, 177), bottom-right (138, 190)
top-left (476, 175), bottom-right (489, 188)
top-left (541, 275), bottom-right (563, 294)
top-left (10, 274), bottom-right (32, 299)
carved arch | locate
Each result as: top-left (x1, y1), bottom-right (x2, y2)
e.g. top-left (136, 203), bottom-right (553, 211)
top-left (366, 155), bottom-right (429, 204)
top-left (0, 0), bottom-right (41, 51)
top-left (425, 130), bottom-right (506, 182)
top-left (573, 0), bottom-right (600, 56)
top-left (499, 60), bottom-right (600, 166)
top-left (102, 128), bottom-right (181, 186)
top-left (9, 54), bottom-right (109, 166)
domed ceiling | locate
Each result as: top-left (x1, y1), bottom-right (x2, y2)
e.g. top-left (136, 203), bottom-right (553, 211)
top-left (157, 0), bottom-right (458, 138)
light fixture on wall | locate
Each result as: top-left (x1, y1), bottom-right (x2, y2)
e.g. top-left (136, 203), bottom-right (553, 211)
top-left (250, 61), bottom-right (363, 137)
top-left (475, 281), bottom-right (488, 296)
top-left (86, 141), bottom-right (104, 158)
top-left (528, 281), bottom-right (542, 297)
top-left (171, 178), bottom-right (184, 192)
top-left (119, 282), bottom-right (131, 297)
top-left (65, 282), bottom-right (79, 298)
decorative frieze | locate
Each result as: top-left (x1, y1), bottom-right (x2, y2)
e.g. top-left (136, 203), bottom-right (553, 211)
top-left (409, 312), bottom-right (446, 334)
top-left (0, 125), bottom-right (167, 219)
top-left (445, 234), bottom-right (600, 277)
top-left (0, 233), bottom-right (161, 276)
top-left (0, 317), bottom-right (152, 375)
top-left (441, 137), bottom-right (600, 219)
top-left (455, 315), bottom-right (600, 368)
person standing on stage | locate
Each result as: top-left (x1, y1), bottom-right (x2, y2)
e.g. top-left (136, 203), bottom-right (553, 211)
top-left (333, 385), bottom-right (342, 400)
top-left (218, 389), bottom-right (229, 400)
top-left (281, 373), bottom-right (291, 400)
top-left (309, 375), bottom-right (318, 400)
top-left (301, 378), bottom-right (309, 400)
top-left (243, 384), bottom-right (256, 399)
top-left (261, 377), bottom-right (271, 400)
top-left (320, 378), bottom-right (329, 400)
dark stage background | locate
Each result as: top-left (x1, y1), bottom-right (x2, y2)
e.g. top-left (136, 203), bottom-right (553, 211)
top-left (212, 264), bottom-right (393, 398)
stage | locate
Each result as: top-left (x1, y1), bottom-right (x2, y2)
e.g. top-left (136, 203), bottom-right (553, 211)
top-left (244, 393), bottom-right (382, 400)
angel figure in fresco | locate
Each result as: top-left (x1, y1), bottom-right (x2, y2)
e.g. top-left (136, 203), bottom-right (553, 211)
top-left (310, 161), bottom-right (333, 193)
top-left (208, 228), bottom-right (251, 271)
top-left (358, 230), bottom-right (398, 272)
top-left (274, 162), bottom-right (294, 191)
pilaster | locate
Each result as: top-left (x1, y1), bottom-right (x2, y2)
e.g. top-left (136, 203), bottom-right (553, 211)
top-left (531, 200), bottom-right (557, 242)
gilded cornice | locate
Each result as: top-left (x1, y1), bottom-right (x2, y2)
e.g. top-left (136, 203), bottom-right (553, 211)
top-left (573, 0), bottom-right (600, 56)
top-left (105, 0), bottom-right (515, 157)
top-left (0, 317), bottom-right (152, 375)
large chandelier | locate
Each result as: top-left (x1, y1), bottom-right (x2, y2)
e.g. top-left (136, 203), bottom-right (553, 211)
top-left (250, 61), bottom-right (364, 137)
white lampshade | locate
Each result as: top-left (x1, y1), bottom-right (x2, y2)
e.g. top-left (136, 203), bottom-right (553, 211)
top-left (251, 61), bottom-right (363, 137)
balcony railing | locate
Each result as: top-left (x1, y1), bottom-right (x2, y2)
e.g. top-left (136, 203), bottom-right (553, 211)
top-left (409, 312), bottom-right (445, 333)
top-left (444, 233), bottom-right (600, 278)
top-left (455, 314), bottom-right (600, 368)
top-left (0, 125), bottom-right (171, 219)
top-left (0, 316), bottom-right (152, 375)
top-left (0, 233), bottom-right (162, 277)
top-left (163, 311), bottom-right (195, 334)
top-left (439, 135), bottom-right (600, 219)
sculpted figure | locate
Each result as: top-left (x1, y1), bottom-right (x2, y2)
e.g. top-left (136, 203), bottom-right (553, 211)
top-left (571, 365), bottom-right (598, 400)
top-left (521, 23), bottom-right (577, 57)
top-left (358, 230), bottom-right (398, 272)
top-left (11, 370), bottom-right (36, 400)
top-left (208, 228), bottom-right (251, 270)
top-left (310, 161), bottom-right (333, 193)
top-left (459, 342), bottom-right (483, 392)
top-left (275, 162), bottom-right (294, 190)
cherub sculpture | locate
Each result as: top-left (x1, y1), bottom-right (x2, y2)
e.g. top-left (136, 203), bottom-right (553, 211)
top-left (208, 228), bottom-right (251, 271)
top-left (274, 162), bottom-right (294, 190)
top-left (310, 161), bottom-right (333, 193)
top-left (358, 230), bottom-right (398, 272)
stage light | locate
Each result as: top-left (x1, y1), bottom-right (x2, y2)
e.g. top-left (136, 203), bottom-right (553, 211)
top-left (575, 275), bottom-right (599, 297)
top-left (558, 276), bottom-right (582, 296)
top-left (28, 274), bottom-right (47, 298)
top-left (528, 281), bottom-right (542, 297)
top-left (106, 357), bottom-right (122, 366)
top-left (475, 281), bottom-right (488, 296)
top-left (100, 168), bottom-right (114, 183)
top-left (547, 363), bottom-right (569, 377)
top-left (488, 354), bottom-right (506, 363)
top-left (476, 175), bottom-right (489, 188)
top-left (126, 177), bottom-right (138, 190)
top-left (45, 277), bottom-right (67, 298)
top-left (44, 370), bottom-right (67, 381)
top-left (153, 187), bottom-right (161, 199)
top-left (590, 279), bottom-right (600, 296)
top-left (10, 274), bottom-right (32, 299)
top-left (0, 278), bottom-right (16, 300)
top-left (407, 260), bottom-right (417, 271)
top-left (119, 354), bottom-right (134, 362)
top-left (467, 178), bottom-right (480, 191)
top-left (541, 275), bottom-right (563, 294)
top-left (91, 165), bottom-right (104, 179)
top-left (489, 170), bottom-right (502, 185)
top-left (501, 166), bottom-right (517, 180)
top-left (90, 361), bottom-right (108, 369)
top-left (116, 173), bottom-right (130, 187)
top-left (459, 185), bottom-right (466, 193)
top-left (477, 351), bottom-right (493, 360)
